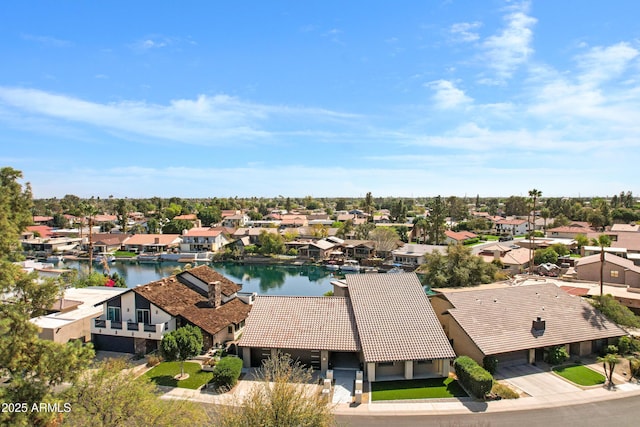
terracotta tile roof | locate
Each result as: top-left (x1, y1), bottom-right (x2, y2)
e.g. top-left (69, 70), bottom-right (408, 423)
top-left (174, 214), bottom-right (198, 221)
top-left (132, 267), bottom-right (250, 335)
top-left (124, 234), bottom-right (181, 245)
top-left (445, 230), bottom-right (477, 241)
top-left (442, 283), bottom-right (626, 356)
top-left (26, 225), bottom-right (55, 238)
top-left (180, 265), bottom-right (241, 297)
top-left (346, 273), bottom-right (456, 362)
top-left (496, 219), bottom-right (528, 225)
top-left (182, 227), bottom-right (223, 237)
top-left (238, 296), bottom-right (361, 351)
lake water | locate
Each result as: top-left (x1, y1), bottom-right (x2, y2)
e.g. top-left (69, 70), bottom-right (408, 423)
top-left (62, 260), bottom-right (338, 296)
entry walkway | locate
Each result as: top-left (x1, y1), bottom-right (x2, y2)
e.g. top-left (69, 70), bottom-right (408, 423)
top-left (332, 369), bottom-right (355, 404)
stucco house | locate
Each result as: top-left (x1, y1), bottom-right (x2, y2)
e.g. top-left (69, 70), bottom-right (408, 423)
top-left (477, 243), bottom-right (530, 274)
top-left (431, 283), bottom-right (626, 367)
top-left (91, 265), bottom-right (255, 354)
top-left (180, 227), bottom-right (230, 253)
top-left (444, 230), bottom-right (478, 245)
top-left (575, 253), bottom-right (640, 288)
top-left (122, 234), bottom-right (182, 254)
top-left (239, 273), bottom-right (455, 382)
top-left (392, 244), bottom-right (442, 268)
top-left (494, 218), bottom-right (529, 236)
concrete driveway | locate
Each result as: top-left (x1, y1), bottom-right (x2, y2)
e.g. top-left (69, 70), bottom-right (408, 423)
top-left (497, 364), bottom-right (578, 397)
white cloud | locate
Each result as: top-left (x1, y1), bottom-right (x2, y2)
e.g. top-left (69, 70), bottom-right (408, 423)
top-left (482, 1), bottom-right (536, 81)
top-left (427, 80), bottom-right (473, 109)
top-left (576, 42), bottom-right (639, 87)
top-left (449, 21), bottom-right (482, 42)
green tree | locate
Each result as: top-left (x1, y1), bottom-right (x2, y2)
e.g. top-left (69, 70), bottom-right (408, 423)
top-left (534, 248), bottom-right (558, 265)
top-left (362, 191), bottom-right (374, 220)
top-left (591, 234), bottom-right (612, 296)
top-left (0, 167), bottom-right (33, 260)
top-left (354, 222), bottom-right (375, 240)
top-left (598, 353), bottom-right (619, 389)
top-left (426, 196), bottom-right (447, 245)
top-left (419, 244), bottom-right (498, 288)
top-left (590, 294), bottom-right (640, 328)
top-left (213, 351), bottom-right (334, 427)
top-left (369, 227), bottom-right (400, 255)
top-left (574, 233), bottom-right (589, 253)
top-left (162, 219), bottom-right (194, 234)
top-left (161, 325), bottom-right (204, 379)
top-left (115, 198), bottom-right (132, 234)
top-left (528, 189), bottom-right (542, 274)
top-left (146, 217), bottom-right (160, 234)
top-left (62, 358), bottom-right (207, 426)
top-left (413, 216), bottom-right (428, 243)
top-left (258, 231), bottom-right (285, 255)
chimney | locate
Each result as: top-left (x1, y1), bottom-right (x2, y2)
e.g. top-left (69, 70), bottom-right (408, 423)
top-left (208, 281), bottom-right (222, 308)
top-left (532, 317), bottom-right (546, 336)
top-left (154, 237), bottom-right (160, 244)
top-left (493, 249), bottom-right (501, 261)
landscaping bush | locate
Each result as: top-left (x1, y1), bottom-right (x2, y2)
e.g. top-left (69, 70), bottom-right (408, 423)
top-left (618, 336), bottom-right (632, 355)
top-left (547, 345), bottom-right (569, 365)
top-left (605, 344), bottom-right (619, 355)
top-left (146, 353), bottom-right (163, 367)
top-left (483, 355), bottom-right (499, 375)
top-left (491, 382), bottom-right (519, 399)
top-left (211, 356), bottom-right (243, 391)
top-left (454, 356), bottom-right (493, 399)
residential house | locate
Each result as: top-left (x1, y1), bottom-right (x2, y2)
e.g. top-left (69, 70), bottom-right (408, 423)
top-left (280, 214), bottom-right (309, 229)
top-left (122, 234), bottom-right (182, 254)
top-left (494, 218), bottom-right (529, 236)
top-left (222, 213), bottom-right (250, 228)
top-left (32, 215), bottom-right (55, 226)
top-left (31, 287), bottom-right (127, 344)
top-left (90, 233), bottom-right (130, 254)
top-left (340, 239), bottom-right (377, 261)
top-left (547, 224), bottom-right (596, 239)
top-left (24, 225), bottom-right (55, 239)
top-left (233, 227), bottom-right (279, 245)
top-left (431, 283), bottom-right (625, 367)
top-left (392, 244), bottom-right (442, 268)
top-left (444, 230), bottom-right (478, 245)
top-left (611, 224), bottom-right (640, 232)
top-left (297, 239), bottom-right (336, 260)
top-left (180, 227), bottom-right (230, 253)
top-left (575, 253), bottom-right (640, 288)
top-left (91, 265), bottom-right (255, 354)
top-left (173, 214), bottom-right (202, 228)
top-left (477, 244), bottom-right (531, 274)
top-left (239, 273), bottom-right (455, 382)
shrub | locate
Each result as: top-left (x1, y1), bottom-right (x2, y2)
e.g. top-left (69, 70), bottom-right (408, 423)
top-left (454, 356), bottom-right (493, 399)
top-left (591, 295), bottom-right (640, 328)
top-left (606, 344), bottom-right (619, 355)
top-left (146, 353), bottom-right (163, 367)
top-left (491, 382), bottom-right (519, 399)
top-left (483, 355), bottom-right (499, 375)
top-left (618, 336), bottom-right (632, 355)
top-left (211, 356), bottom-right (243, 391)
top-left (547, 346), bottom-right (569, 365)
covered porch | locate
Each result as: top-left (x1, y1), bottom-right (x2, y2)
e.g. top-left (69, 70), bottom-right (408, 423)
top-left (365, 358), bottom-right (451, 382)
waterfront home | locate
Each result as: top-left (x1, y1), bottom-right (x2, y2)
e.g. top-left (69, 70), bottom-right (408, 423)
top-left (477, 243), bottom-right (530, 274)
top-left (91, 265), bottom-right (255, 354)
top-left (89, 233), bottom-right (130, 254)
top-left (121, 234), bottom-right (181, 254)
top-left (297, 239), bottom-right (336, 260)
top-left (431, 283), bottom-right (626, 367)
top-left (239, 273), bottom-right (455, 382)
top-left (180, 227), bottom-right (230, 253)
top-left (31, 286), bottom-right (127, 344)
top-left (391, 244), bottom-right (442, 268)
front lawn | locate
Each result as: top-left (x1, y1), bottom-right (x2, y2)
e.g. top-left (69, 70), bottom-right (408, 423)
top-left (145, 361), bottom-right (213, 389)
top-left (114, 250), bottom-right (137, 258)
top-left (552, 364), bottom-right (605, 386)
top-left (371, 377), bottom-right (467, 401)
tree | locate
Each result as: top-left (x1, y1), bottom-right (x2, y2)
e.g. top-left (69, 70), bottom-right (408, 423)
top-left (115, 198), bottom-right (132, 234)
top-left (534, 248), bottom-right (558, 265)
top-left (419, 244), bottom-right (498, 288)
top-left (426, 196), bottom-right (447, 245)
top-left (598, 353), bottom-right (619, 389)
top-left (412, 216), bottom-right (428, 243)
top-left (162, 219), bottom-right (194, 234)
top-left (369, 227), bottom-right (400, 255)
top-left (161, 325), bottom-right (203, 379)
top-left (528, 189), bottom-right (542, 274)
top-left (362, 191), bottom-right (374, 220)
top-left (590, 294), bottom-right (640, 328)
top-left (213, 351), bottom-right (334, 427)
top-left (0, 167), bottom-right (33, 260)
top-left (592, 234), bottom-right (612, 296)
top-left (354, 222), bottom-right (374, 240)
top-left (62, 358), bottom-right (207, 426)
top-left (258, 231), bottom-right (285, 255)
top-left (574, 233), bottom-right (589, 253)
top-left (540, 207), bottom-right (551, 233)
top-left (79, 201), bottom-right (100, 274)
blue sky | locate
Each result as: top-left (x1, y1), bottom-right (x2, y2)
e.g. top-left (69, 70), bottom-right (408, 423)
top-left (1, 1), bottom-right (639, 199)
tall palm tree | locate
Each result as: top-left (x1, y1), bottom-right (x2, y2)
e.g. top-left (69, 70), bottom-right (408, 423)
top-left (528, 189), bottom-right (542, 274)
top-left (592, 234), bottom-right (612, 297)
top-left (80, 202), bottom-right (100, 274)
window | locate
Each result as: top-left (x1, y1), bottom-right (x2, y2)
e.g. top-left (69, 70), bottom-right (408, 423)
top-left (378, 361), bottom-right (394, 367)
top-left (107, 306), bottom-right (121, 322)
top-left (137, 309), bottom-right (150, 324)
top-left (228, 325), bottom-right (234, 334)
top-left (610, 270), bottom-right (619, 278)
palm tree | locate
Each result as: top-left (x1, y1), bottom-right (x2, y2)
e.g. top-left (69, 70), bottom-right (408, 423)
top-left (591, 234), bottom-right (612, 297)
top-left (528, 189), bottom-right (542, 274)
top-left (597, 353), bottom-right (619, 389)
top-left (80, 202), bottom-right (100, 274)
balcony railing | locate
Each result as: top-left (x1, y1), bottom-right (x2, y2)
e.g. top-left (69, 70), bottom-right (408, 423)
top-left (143, 324), bottom-right (157, 332)
top-left (127, 322), bottom-right (139, 331)
top-left (94, 319), bottom-right (106, 328)
top-left (92, 318), bottom-right (168, 337)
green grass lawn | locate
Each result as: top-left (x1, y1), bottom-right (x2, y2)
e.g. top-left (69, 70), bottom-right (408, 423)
top-left (552, 364), bottom-right (605, 386)
top-left (483, 235), bottom-right (500, 241)
top-left (114, 250), bottom-right (137, 258)
top-left (371, 377), bottom-right (467, 401)
top-left (145, 361), bottom-right (213, 389)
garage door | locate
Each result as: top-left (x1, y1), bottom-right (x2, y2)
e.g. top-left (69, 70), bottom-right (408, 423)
top-left (495, 350), bottom-right (528, 367)
top-left (92, 334), bottom-right (134, 353)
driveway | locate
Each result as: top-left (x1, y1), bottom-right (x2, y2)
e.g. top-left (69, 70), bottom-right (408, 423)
top-left (497, 364), bottom-right (578, 397)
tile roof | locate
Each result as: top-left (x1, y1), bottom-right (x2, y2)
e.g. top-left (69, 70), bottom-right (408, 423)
top-left (181, 265), bottom-right (242, 297)
top-left (576, 253), bottom-right (640, 274)
top-left (124, 234), bottom-right (181, 245)
top-left (238, 296), bottom-right (361, 351)
top-left (346, 273), bottom-right (456, 363)
top-left (442, 283), bottom-right (626, 356)
top-left (132, 266), bottom-right (250, 335)
top-left (182, 227), bottom-right (223, 237)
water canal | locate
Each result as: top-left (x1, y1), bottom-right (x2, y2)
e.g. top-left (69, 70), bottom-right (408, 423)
top-left (63, 260), bottom-right (338, 296)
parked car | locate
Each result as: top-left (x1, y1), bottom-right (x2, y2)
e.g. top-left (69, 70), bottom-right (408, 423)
top-left (498, 235), bottom-right (513, 242)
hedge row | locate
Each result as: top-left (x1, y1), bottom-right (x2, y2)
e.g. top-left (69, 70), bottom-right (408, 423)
top-left (211, 356), bottom-right (243, 391)
top-left (454, 356), bottom-right (493, 399)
